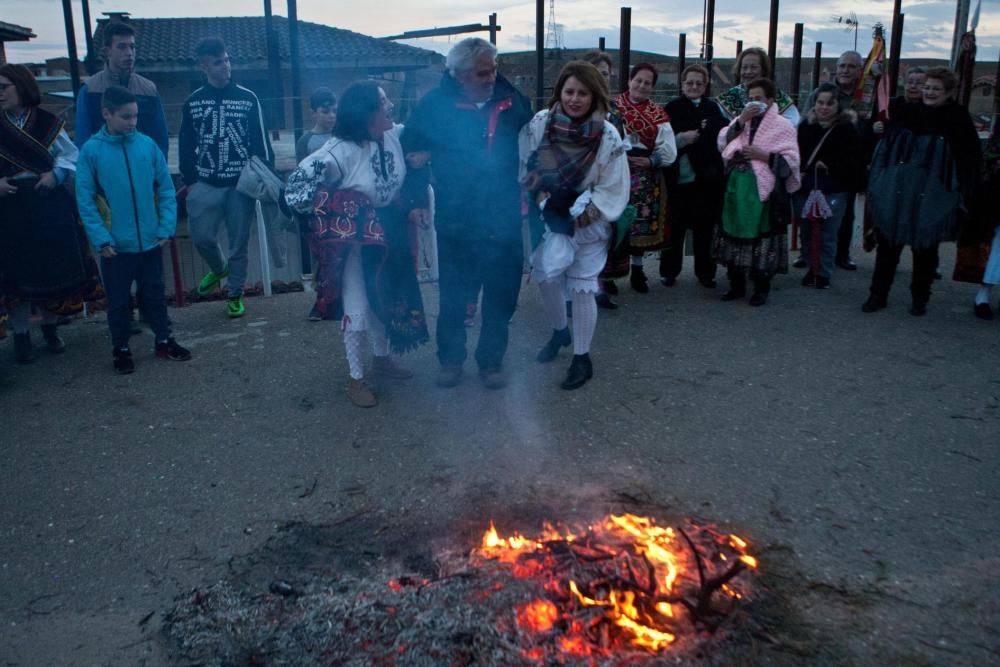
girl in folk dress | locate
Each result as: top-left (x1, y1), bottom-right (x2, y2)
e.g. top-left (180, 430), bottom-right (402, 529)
top-left (520, 61), bottom-right (630, 390)
top-left (285, 82), bottom-right (429, 407)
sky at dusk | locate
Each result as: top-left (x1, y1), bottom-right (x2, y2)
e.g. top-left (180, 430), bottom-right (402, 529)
top-left (4, 0), bottom-right (999, 64)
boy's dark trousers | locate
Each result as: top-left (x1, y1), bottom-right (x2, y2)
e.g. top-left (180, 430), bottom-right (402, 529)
top-left (102, 246), bottom-right (172, 349)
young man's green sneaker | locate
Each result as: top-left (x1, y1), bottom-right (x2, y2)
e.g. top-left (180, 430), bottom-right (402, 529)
top-left (196, 264), bottom-right (230, 296)
top-left (227, 295), bottom-right (246, 318)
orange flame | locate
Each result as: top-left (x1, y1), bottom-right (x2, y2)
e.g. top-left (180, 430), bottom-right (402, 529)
top-left (477, 514), bottom-right (756, 657)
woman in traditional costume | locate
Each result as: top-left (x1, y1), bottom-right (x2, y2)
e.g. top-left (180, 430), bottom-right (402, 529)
top-left (0, 64), bottom-right (101, 364)
top-left (520, 61), bottom-right (630, 390)
top-left (284, 81), bottom-right (429, 407)
top-left (613, 63), bottom-right (676, 293)
top-left (715, 78), bottom-right (801, 306)
top-left (717, 48), bottom-right (800, 126)
top-left (863, 67), bottom-right (980, 316)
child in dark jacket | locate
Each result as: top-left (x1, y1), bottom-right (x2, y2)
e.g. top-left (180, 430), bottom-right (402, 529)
top-left (76, 85), bottom-right (192, 374)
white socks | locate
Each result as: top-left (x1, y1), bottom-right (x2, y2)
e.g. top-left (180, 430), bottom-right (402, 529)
top-left (975, 284), bottom-right (992, 305)
top-left (538, 279), bottom-right (569, 331)
top-left (344, 324), bottom-right (391, 379)
top-left (571, 290), bottom-right (597, 355)
top-left (344, 330), bottom-right (366, 380)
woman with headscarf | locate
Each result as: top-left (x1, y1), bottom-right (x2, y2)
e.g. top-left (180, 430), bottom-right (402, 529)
top-left (863, 67), bottom-right (980, 316)
top-left (0, 64), bottom-right (102, 364)
top-left (715, 78), bottom-right (801, 306)
top-left (614, 63), bottom-right (677, 293)
top-left (520, 61), bottom-right (630, 390)
top-left (717, 47), bottom-right (800, 126)
top-left (285, 81), bottom-right (429, 407)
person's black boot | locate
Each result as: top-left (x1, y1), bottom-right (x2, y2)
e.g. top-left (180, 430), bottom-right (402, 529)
top-left (13, 332), bottom-right (35, 364)
top-left (630, 265), bottom-right (649, 293)
top-left (40, 324), bottom-right (66, 353)
top-left (561, 353), bottom-right (593, 390)
top-left (721, 270), bottom-right (747, 301)
top-left (861, 294), bottom-right (887, 313)
top-left (749, 276), bottom-right (771, 306)
top-left (595, 293), bottom-right (618, 309)
top-left (536, 327), bottom-right (572, 363)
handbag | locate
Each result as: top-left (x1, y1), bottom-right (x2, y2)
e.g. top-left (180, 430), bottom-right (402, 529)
top-left (236, 155), bottom-right (283, 203)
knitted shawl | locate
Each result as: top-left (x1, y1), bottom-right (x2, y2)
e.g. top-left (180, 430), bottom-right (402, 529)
top-left (719, 104), bottom-right (801, 201)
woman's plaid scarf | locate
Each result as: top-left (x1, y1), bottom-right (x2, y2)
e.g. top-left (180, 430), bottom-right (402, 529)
top-left (527, 104), bottom-right (605, 192)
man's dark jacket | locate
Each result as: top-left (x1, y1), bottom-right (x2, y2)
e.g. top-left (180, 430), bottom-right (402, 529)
top-left (401, 72), bottom-right (533, 243)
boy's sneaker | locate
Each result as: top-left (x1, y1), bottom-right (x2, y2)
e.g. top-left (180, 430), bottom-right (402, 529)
top-left (113, 347), bottom-right (135, 374)
top-left (307, 305), bottom-right (323, 321)
top-left (155, 338), bottom-right (192, 361)
top-left (227, 295), bottom-right (246, 318)
top-left (196, 264), bottom-right (230, 296)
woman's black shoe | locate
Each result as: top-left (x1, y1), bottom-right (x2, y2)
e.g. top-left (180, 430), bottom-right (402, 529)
top-left (909, 300), bottom-right (927, 317)
top-left (602, 280), bottom-right (618, 295)
top-left (974, 303), bottom-right (994, 320)
top-left (561, 353), bottom-right (593, 390)
top-left (720, 286), bottom-right (746, 301)
top-left (536, 327), bottom-right (571, 363)
top-left (13, 332), bottom-right (35, 364)
top-left (630, 266), bottom-right (649, 293)
top-left (749, 291), bottom-right (769, 306)
top-left (595, 293), bottom-right (618, 310)
top-left (41, 324), bottom-right (66, 353)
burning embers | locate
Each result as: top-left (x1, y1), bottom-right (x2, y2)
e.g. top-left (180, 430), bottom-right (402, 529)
top-left (161, 512), bottom-right (761, 665)
top-left (474, 513), bottom-right (758, 661)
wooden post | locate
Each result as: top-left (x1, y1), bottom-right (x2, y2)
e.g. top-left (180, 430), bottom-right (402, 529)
top-left (536, 0), bottom-right (544, 108)
top-left (812, 41), bottom-right (822, 91)
top-left (619, 7), bottom-right (632, 95)
top-left (599, 37), bottom-right (606, 51)
top-left (80, 0), bottom-right (98, 74)
top-left (489, 13), bottom-right (498, 45)
top-left (888, 0), bottom-right (903, 97)
top-left (993, 48), bottom-right (1000, 121)
top-left (767, 0), bottom-right (779, 75)
top-left (678, 33), bottom-right (686, 91)
top-left (889, 12), bottom-right (904, 98)
top-left (61, 0), bottom-right (81, 98)
top-left (704, 0), bottom-right (715, 92)
top-left (790, 23), bottom-right (803, 101)
top-left (736, 40), bottom-right (743, 58)
top-left (287, 0), bottom-right (304, 141)
top-left (263, 0), bottom-right (283, 139)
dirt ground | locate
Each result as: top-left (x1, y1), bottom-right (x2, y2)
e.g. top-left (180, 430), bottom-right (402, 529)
top-left (1, 248), bottom-right (998, 665)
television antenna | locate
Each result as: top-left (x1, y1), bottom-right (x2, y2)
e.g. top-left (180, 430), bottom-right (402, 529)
top-left (831, 12), bottom-right (861, 50)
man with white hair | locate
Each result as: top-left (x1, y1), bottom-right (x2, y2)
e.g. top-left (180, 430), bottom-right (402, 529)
top-left (402, 38), bottom-right (532, 390)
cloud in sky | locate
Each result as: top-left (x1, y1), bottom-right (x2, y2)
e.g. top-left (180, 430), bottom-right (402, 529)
top-left (4, 0), bottom-right (999, 63)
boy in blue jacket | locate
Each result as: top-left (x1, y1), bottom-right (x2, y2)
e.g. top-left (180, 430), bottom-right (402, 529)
top-left (77, 85), bottom-right (192, 374)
